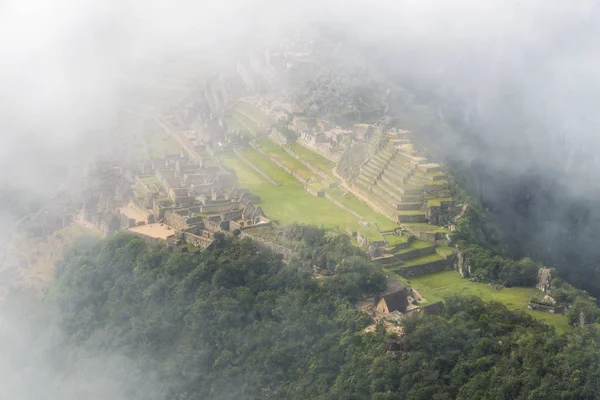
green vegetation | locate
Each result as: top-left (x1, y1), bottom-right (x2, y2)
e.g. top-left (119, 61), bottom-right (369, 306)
top-left (393, 239), bottom-right (433, 254)
top-left (324, 188), bottom-right (397, 231)
top-left (400, 252), bottom-right (444, 267)
top-left (289, 142), bottom-right (336, 176)
top-left (220, 152), bottom-right (366, 231)
top-left (383, 234), bottom-right (408, 247)
top-left (405, 270), bottom-right (570, 332)
top-left (49, 233), bottom-right (600, 399)
top-left (255, 138), bottom-right (316, 180)
top-left (459, 243), bottom-right (541, 287)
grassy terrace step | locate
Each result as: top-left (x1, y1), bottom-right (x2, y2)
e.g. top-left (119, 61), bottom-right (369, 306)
top-left (356, 175), bottom-right (374, 187)
top-left (370, 157), bottom-right (387, 170)
top-left (221, 152), bottom-right (368, 231)
top-left (404, 223), bottom-right (451, 235)
top-left (400, 271), bottom-right (570, 333)
top-left (288, 143), bottom-right (336, 177)
top-left (397, 201), bottom-right (424, 210)
top-left (383, 234), bottom-right (409, 248)
top-left (371, 184), bottom-right (400, 208)
top-left (380, 174), bottom-right (422, 195)
top-left (381, 171), bottom-right (408, 188)
top-left (417, 163), bottom-right (442, 173)
top-left (390, 242), bottom-right (437, 261)
top-left (360, 167), bottom-right (380, 182)
top-left (412, 169), bottom-right (447, 182)
top-left (388, 156), bottom-right (413, 169)
top-left (398, 252), bottom-right (445, 267)
top-left (231, 111), bottom-right (260, 135)
top-left (427, 197), bottom-right (454, 207)
top-left (362, 162), bottom-right (381, 176)
top-left (358, 186), bottom-right (399, 216)
top-left (325, 188), bottom-right (397, 231)
top-left (375, 180), bottom-right (403, 201)
top-left (387, 162), bottom-right (413, 177)
top-left (256, 138), bottom-right (317, 181)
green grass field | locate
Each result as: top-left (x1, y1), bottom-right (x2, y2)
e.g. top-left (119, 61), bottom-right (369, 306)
top-left (390, 270), bottom-right (570, 333)
top-left (220, 151), bottom-right (366, 230)
top-left (289, 143), bottom-right (336, 177)
top-left (256, 138), bottom-right (317, 181)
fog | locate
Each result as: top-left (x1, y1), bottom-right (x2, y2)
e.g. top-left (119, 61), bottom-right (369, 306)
top-left (2, 0), bottom-right (600, 398)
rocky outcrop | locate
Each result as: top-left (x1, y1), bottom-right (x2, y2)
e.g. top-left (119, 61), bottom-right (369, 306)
top-left (537, 268), bottom-right (553, 292)
top-left (454, 248), bottom-right (473, 278)
top-left (527, 302), bottom-right (565, 314)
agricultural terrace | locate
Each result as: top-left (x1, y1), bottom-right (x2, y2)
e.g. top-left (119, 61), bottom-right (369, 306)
top-left (388, 270), bottom-right (570, 333)
top-left (255, 138), bottom-right (317, 181)
top-left (220, 151), bottom-right (369, 231)
top-left (289, 142), bottom-right (336, 177)
top-left (323, 187), bottom-right (397, 231)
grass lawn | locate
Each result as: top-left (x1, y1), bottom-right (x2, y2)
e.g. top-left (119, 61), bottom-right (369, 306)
top-left (220, 152), bottom-right (365, 230)
top-left (256, 138), bottom-right (317, 181)
top-left (383, 234), bottom-right (408, 247)
top-left (400, 253), bottom-right (444, 267)
top-left (405, 223), bottom-right (452, 235)
top-left (392, 270), bottom-right (570, 333)
top-left (392, 240), bottom-right (434, 255)
top-left (289, 142), bottom-right (336, 177)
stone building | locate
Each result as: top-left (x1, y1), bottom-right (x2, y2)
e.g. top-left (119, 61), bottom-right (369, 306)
top-left (375, 288), bottom-right (411, 314)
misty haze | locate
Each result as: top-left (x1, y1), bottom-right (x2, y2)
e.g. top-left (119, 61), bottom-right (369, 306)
top-left (2, 1), bottom-right (600, 399)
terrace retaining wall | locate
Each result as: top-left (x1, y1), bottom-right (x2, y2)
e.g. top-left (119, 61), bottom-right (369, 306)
top-left (394, 256), bottom-right (454, 278)
top-left (323, 192), bottom-right (363, 219)
top-left (392, 245), bottom-right (436, 261)
top-left (527, 303), bottom-right (566, 314)
top-left (239, 231), bottom-right (294, 261)
top-left (282, 146), bottom-right (331, 180)
top-left (233, 146), bottom-right (281, 186)
top-left (250, 141), bottom-right (310, 184)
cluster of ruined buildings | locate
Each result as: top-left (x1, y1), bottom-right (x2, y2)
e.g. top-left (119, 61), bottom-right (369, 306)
top-left (81, 154), bottom-right (271, 250)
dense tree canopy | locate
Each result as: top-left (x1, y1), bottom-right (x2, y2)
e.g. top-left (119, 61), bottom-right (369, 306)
top-left (45, 232), bottom-right (600, 399)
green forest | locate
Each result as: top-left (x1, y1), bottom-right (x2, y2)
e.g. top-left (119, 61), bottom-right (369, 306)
top-left (47, 231), bottom-right (600, 399)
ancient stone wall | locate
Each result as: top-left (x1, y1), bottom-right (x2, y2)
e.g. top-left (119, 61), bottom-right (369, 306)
top-left (239, 231), bottom-right (293, 260)
top-left (527, 302), bottom-right (565, 314)
top-left (164, 211), bottom-right (203, 231)
top-left (184, 232), bottom-right (214, 249)
top-left (130, 199), bottom-right (154, 223)
top-left (395, 257), bottom-right (454, 278)
top-left (392, 246), bottom-right (436, 262)
top-left (199, 202), bottom-right (241, 214)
